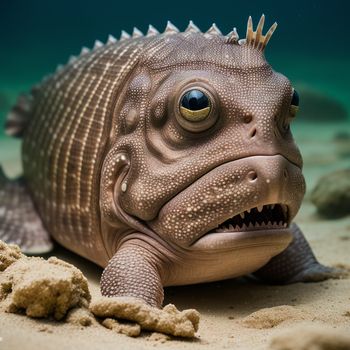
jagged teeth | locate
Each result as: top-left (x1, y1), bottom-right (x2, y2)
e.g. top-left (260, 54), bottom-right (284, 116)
top-left (214, 203), bottom-right (289, 233)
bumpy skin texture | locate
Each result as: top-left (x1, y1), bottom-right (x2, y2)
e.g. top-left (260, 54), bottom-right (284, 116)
top-left (100, 240), bottom-right (166, 307)
top-left (254, 223), bottom-right (338, 284)
top-left (0, 17), bottom-right (337, 309)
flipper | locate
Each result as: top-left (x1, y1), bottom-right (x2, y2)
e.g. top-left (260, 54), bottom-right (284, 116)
top-left (253, 223), bottom-right (344, 283)
top-left (0, 166), bottom-right (53, 254)
top-left (101, 238), bottom-right (164, 308)
top-left (5, 92), bottom-right (34, 138)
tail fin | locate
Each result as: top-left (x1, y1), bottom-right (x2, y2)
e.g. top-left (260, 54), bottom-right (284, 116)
top-left (0, 166), bottom-right (53, 254)
top-left (4, 93), bottom-right (34, 138)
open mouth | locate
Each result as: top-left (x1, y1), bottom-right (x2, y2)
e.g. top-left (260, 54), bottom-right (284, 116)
top-left (211, 203), bottom-right (289, 233)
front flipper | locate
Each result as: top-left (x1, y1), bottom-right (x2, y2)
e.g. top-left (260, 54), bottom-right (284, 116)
top-left (0, 166), bottom-right (53, 254)
top-left (99, 239), bottom-right (200, 337)
top-left (254, 223), bottom-right (344, 284)
top-left (101, 239), bottom-right (165, 308)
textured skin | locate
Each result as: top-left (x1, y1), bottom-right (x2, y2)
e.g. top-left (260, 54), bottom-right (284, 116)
top-left (254, 223), bottom-right (338, 283)
top-left (101, 239), bottom-right (166, 307)
top-left (0, 18), bottom-right (337, 309)
top-left (0, 167), bottom-right (52, 254)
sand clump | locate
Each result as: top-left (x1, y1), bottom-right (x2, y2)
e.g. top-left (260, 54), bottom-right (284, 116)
top-left (269, 324), bottom-right (350, 350)
top-left (240, 305), bottom-right (312, 329)
top-left (0, 240), bottom-right (24, 271)
top-left (101, 318), bottom-right (141, 337)
top-left (147, 332), bottom-right (171, 343)
top-left (0, 255), bottom-right (91, 320)
top-left (66, 307), bottom-right (97, 326)
top-left (0, 240), bottom-right (200, 338)
top-left (90, 296), bottom-right (200, 338)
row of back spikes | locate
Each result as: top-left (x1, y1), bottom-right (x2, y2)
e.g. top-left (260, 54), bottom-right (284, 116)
top-left (63, 15), bottom-right (277, 67)
top-left (67, 20), bottom-right (238, 66)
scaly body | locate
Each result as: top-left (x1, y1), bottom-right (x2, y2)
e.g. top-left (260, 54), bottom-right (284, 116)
top-left (0, 16), bottom-right (338, 309)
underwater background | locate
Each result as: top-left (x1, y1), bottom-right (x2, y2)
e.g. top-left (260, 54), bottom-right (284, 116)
top-left (0, 0), bottom-right (349, 190)
top-left (1, 3), bottom-right (350, 348)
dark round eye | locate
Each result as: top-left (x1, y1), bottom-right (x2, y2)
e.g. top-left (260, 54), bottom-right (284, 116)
top-left (181, 90), bottom-right (210, 110)
top-left (179, 89), bottom-right (211, 122)
top-left (291, 89), bottom-right (299, 106)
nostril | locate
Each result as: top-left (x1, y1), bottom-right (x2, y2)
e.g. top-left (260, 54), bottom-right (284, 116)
top-left (249, 128), bottom-right (257, 138)
top-left (247, 170), bottom-right (258, 182)
top-left (243, 114), bottom-right (253, 123)
top-left (283, 169), bottom-right (288, 178)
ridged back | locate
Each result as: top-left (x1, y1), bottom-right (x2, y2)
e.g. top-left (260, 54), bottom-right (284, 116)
top-left (22, 38), bottom-right (146, 265)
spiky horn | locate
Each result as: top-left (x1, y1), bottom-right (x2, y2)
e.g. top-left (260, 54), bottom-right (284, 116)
top-left (244, 14), bottom-right (277, 50)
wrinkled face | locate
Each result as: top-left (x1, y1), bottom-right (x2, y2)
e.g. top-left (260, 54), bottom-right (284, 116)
top-left (104, 37), bottom-right (305, 254)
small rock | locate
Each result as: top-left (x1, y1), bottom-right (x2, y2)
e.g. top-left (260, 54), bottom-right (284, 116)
top-left (311, 169), bottom-right (350, 218)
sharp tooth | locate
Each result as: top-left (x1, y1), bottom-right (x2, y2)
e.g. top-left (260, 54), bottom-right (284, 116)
top-left (281, 204), bottom-right (288, 215)
top-left (284, 223), bottom-right (287, 227)
top-left (228, 224), bottom-right (234, 230)
top-left (273, 221), bottom-right (277, 225)
top-left (248, 222), bottom-right (254, 228)
top-left (246, 208), bottom-right (251, 214)
top-left (271, 204), bottom-right (275, 210)
top-left (268, 221), bottom-right (272, 226)
top-left (240, 212), bottom-right (245, 219)
top-left (279, 221), bottom-right (283, 226)
top-left (242, 224), bottom-right (247, 230)
top-left (257, 205), bottom-right (263, 212)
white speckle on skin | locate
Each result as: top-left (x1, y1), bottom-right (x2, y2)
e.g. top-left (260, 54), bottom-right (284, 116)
top-left (121, 182), bottom-right (127, 192)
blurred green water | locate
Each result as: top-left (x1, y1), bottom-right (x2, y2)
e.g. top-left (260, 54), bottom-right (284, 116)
top-left (0, 0), bottom-right (349, 138)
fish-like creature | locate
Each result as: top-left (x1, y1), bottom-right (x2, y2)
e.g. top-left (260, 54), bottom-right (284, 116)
top-left (1, 15), bottom-right (337, 309)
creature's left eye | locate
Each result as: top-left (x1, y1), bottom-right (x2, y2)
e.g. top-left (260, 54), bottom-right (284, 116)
top-left (180, 89), bottom-right (211, 122)
top-left (290, 88), bottom-right (299, 117)
top-left (291, 89), bottom-right (299, 107)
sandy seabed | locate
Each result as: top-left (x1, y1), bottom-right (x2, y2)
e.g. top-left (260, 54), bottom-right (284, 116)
top-left (0, 122), bottom-right (350, 350)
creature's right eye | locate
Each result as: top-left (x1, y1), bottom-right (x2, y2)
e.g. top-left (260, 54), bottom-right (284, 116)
top-left (180, 89), bottom-right (211, 122)
top-left (176, 87), bottom-right (218, 133)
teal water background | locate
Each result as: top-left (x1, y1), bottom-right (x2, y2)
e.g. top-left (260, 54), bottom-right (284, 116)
top-left (0, 0), bottom-right (349, 142)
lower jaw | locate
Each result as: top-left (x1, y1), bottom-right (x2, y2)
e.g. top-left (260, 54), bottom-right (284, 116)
top-left (190, 228), bottom-right (293, 252)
